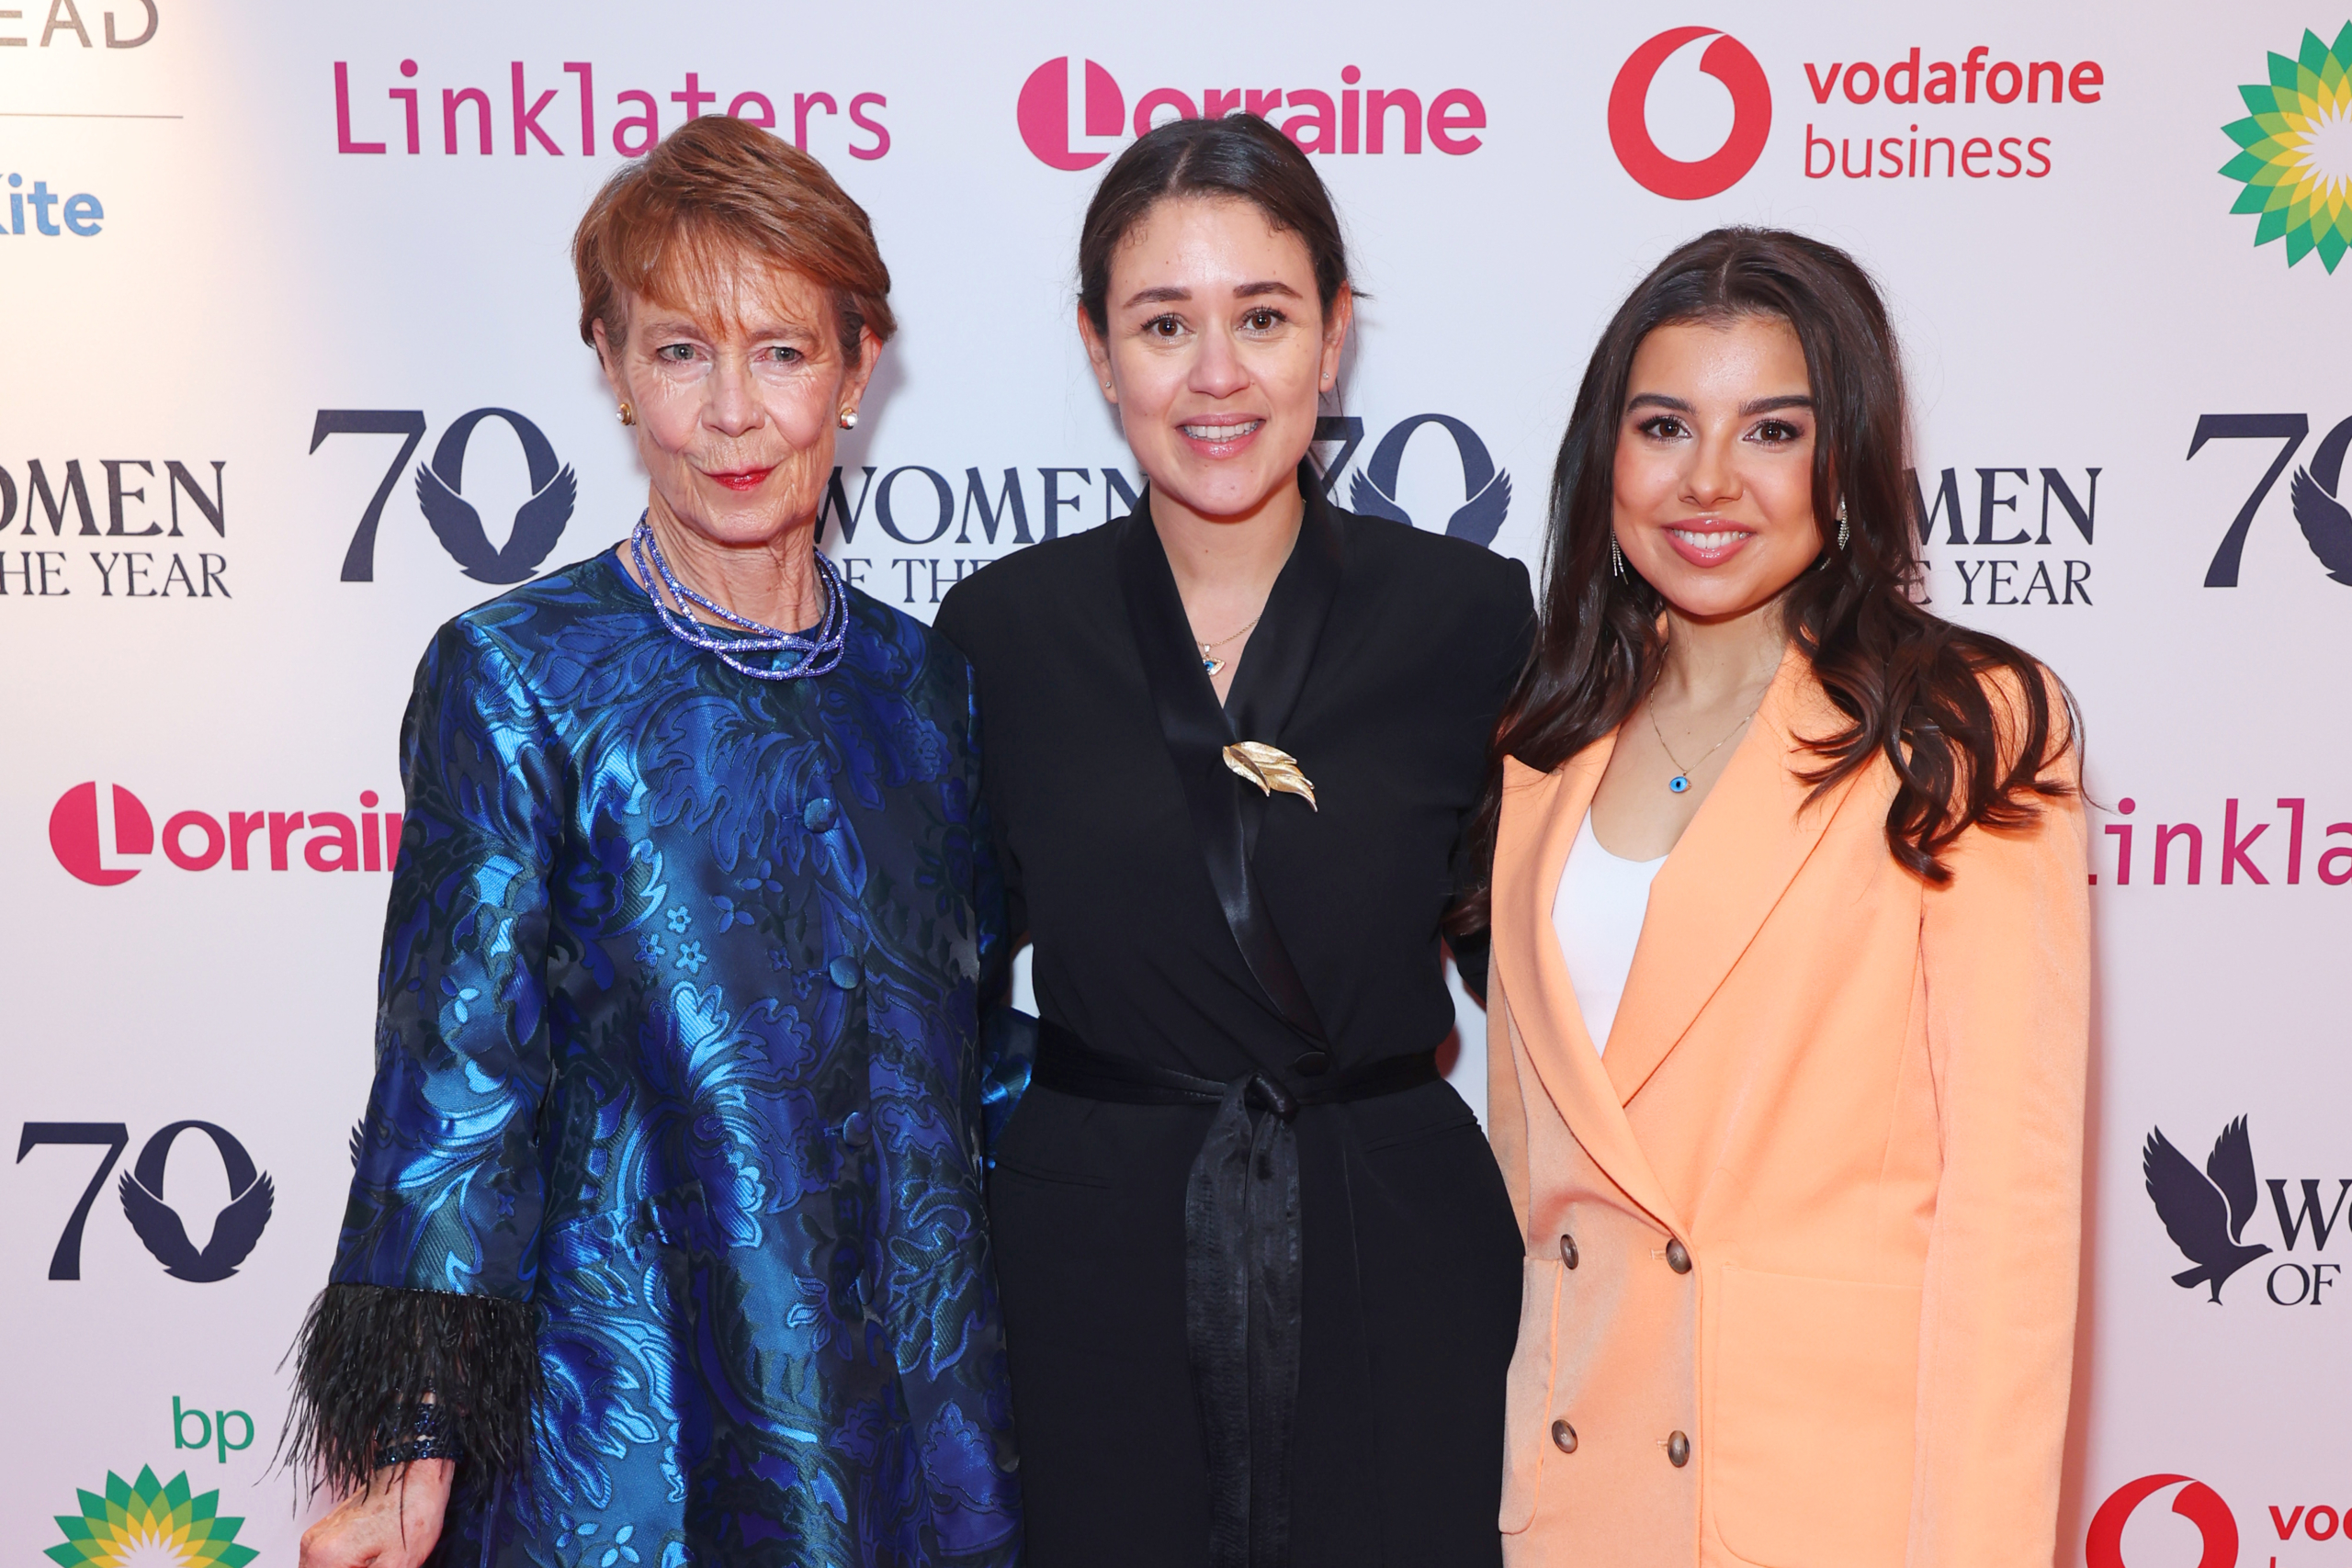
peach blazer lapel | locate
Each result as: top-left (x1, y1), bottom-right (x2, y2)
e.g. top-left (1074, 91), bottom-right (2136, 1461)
top-left (1600, 645), bottom-right (1870, 1105)
top-left (1495, 742), bottom-right (1684, 1237)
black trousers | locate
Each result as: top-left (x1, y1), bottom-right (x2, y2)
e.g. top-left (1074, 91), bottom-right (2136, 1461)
top-left (989, 1077), bottom-right (1523, 1568)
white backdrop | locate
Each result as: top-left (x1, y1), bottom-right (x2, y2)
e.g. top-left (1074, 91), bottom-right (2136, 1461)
top-left (5, 5), bottom-right (2346, 1564)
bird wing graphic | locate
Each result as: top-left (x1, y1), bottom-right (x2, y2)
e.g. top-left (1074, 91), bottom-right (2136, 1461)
top-left (1347, 469), bottom-right (1413, 525)
top-left (414, 461), bottom-right (496, 581)
top-left (186, 1172), bottom-right (275, 1281)
top-left (1445, 468), bottom-right (1512, 547)
top-left (2290, 466), bottom-right (2352, 585)
top-left (118, 1170), bottom-right (198, 1276)
top-left (2205, 1115), bottom-right (2261, 1242)
top-left (492, 464), bottom-right (578, 585)
top-left (2143, 1127), bottom-right (2233, 1269)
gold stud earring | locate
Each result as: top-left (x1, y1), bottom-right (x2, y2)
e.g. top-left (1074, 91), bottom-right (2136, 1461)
top-left (617, 402), bottom-right (636, 426)
top-left (838, 407), bottom-right (858, 430)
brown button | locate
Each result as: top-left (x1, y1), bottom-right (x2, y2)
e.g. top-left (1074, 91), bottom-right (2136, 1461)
top-left (1558, 1234), bottom-right (1578, 1269)
top-left (1550, 1419), bottom-right (1577, 1454)
top-left (1667, 1430), bottom-right (1690, 1467)
top-left (1665, 1238), bottom-right (1691, 1274)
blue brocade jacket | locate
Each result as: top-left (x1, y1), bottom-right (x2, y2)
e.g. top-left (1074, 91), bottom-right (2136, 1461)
top-left (312, 549), bottom-right (1021, 1568)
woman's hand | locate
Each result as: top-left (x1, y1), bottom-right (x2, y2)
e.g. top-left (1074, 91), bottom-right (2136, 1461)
top-left (299, 1460), bottom-right (453, 1568)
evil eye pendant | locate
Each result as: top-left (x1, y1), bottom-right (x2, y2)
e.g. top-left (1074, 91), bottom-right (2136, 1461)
top-left (1668, 774), bottom-right (1690, 795)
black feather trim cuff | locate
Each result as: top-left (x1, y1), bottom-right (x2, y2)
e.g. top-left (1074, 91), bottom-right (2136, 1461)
top-left (282, 1282), bottom-right (541, 1495)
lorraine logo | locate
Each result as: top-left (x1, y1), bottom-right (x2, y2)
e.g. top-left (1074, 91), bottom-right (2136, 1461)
top-left (1017, 56), bottom-right (1123, 170)
top-left (2086, 1474), bottom-right (2239, 1568)
top-left (46, 1467), bottom-right (257, 1568)
top-left (1013, 57), bottom-right (1488, 171)
top-left (48, 781), bottom-right (401, 885)
top-left (1609, 27), bottom-right (1772, 199)
top-left (2218, 24), bottom-right (2352, 273)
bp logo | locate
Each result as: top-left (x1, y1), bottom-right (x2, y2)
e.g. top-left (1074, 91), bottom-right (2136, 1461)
top-left (2218, 23), bottom-right (2352, 272)
top-left (47, 1467), bottom-right (257, 1568)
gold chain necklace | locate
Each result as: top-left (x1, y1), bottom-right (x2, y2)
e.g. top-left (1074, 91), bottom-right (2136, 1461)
top-left (1195, 615), bottom-right (1261, 677)
top-left (1646, 697), bottom-right (1761, 795)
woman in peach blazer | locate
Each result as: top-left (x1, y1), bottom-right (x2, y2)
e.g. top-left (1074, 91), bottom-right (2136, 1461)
top-left (1455, 229), bottom-right (2088, 1568)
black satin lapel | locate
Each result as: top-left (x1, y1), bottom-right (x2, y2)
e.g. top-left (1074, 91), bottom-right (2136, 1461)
top-left (1224, 465), bottom-right (1343, 749)
top-left (1117, 481), bottom-right (1335, 1045)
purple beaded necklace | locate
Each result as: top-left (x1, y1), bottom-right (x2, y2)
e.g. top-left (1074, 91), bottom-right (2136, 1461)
top-left (629, 513), bottom-right (848, 682)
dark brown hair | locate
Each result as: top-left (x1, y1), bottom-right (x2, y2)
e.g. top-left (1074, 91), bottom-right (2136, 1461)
top-left (1078, 114), bottom-right (1351, 334)
top-left (1451, 227), bottom-right (2075, 938)
top-left (573, 113), bottom-right (894, 359)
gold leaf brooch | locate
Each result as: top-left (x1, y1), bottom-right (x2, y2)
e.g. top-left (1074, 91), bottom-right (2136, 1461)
top-left (1223, 741), bottom-right (1317, 810)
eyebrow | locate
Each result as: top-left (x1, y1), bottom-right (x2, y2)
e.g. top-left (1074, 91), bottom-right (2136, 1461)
top-left (639, 316), bottom-right (818, 342)
top-left (1121, 279), bottom-right (1304, 309)
top-left (1623, 392), bottom-right (1815, 415)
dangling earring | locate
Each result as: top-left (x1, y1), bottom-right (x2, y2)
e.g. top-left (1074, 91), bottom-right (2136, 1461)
top-left (1836, 498), bottom-right (1851, 551)
top-left (1610, 535), bottom-right (1625, 580)
top-left (617, 402), bottom-right (636, 427)
top-left (838, 407), bottom-right (858, 430)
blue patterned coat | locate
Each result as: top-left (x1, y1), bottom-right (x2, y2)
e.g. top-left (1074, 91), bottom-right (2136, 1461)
top-left (327, 548), bottom-right (1021, 1568)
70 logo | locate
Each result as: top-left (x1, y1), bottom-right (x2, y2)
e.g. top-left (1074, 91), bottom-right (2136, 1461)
top-left (2190, 412), bottom-right (2352, 586)
top-left (311, 407), bottom-right (578, 584)
top-left (16, 1121), bottom-right (274, 1283)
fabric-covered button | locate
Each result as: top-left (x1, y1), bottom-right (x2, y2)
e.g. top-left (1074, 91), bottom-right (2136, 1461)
top-left (1291, 1049), bottom-right (1331, 1077)
top-left (1559, 1234), bottom-right (1578, 1269)
top-left (828, 955), bottom-right (861, 990)
top-left (840, 1111), bottom-right (870, 1147)
top-left (1665, 1238), bottom-right (1691, 1274)
top-left (1667, 1430), bottom-right (1690, 1467)
top-left (802, 796), bottom-right (837, 832)
top-left (1550, 1419), bottom-right (1577, 1454)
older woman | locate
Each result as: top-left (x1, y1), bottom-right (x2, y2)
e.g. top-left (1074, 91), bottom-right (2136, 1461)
top-left (289, 117), bottom-right (1020, 1568)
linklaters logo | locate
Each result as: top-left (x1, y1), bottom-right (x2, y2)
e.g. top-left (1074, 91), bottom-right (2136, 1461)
top-left (2220, 23), bottom-right (2352, 272)
top-left (47, 1467), bottom-right (257, 1567)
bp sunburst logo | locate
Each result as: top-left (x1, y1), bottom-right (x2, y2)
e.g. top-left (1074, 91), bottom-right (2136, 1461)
top-left (46, 1467), bottom-right (258, 1568)
top-left (2221, 23), bottom-right (2352, 272)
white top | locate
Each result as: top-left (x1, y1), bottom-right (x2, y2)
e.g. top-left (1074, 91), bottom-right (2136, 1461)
top-left (1551, 813), bottom-right (1668, 1056)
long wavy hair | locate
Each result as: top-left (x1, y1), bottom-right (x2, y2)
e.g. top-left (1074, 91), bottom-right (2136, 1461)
top-left (1450, 227), bottom-right (2075, 941)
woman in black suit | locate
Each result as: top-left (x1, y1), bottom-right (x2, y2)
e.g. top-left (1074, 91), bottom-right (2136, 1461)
top-left (934, 114), bottom-right (1530, 1568)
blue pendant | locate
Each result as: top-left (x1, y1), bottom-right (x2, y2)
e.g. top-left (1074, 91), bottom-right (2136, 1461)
top-left (1668, 774), bottom-right (1690, 794)
top-left (1202, 655), bottom-right (1223, 676)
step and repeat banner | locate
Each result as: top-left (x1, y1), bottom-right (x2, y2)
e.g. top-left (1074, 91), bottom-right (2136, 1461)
top-left (3, 3), bottom-right (2346, 1563)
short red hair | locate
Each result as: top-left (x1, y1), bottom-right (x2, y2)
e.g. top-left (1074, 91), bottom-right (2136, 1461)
top-left (572, 114), bottom-right (894, 357)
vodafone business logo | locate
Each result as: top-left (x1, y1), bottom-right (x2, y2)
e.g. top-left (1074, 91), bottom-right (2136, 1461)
top-left (1609, 27), bottom-right (1771, 200)
top-left (2087, 1475), bottom-right (2239, 1567)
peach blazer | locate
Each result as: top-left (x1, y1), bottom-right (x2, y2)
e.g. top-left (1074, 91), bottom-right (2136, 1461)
top-left (1486, 650), bottom-right (2088, 1568)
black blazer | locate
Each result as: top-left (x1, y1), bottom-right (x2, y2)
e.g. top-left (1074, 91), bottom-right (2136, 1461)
top-left (935, 479), bottom-right (1533, 1088)
top-left (933, 476), bottom-right (1536, 1568)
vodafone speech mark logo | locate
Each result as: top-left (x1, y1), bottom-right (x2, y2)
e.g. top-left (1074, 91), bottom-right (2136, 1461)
top-left (49, 781), bottom-right (401, 886)
top-left (1016, 56), bottom-right (1487, 171)
top-left (1609, 27), bottom-right (1771, 199)
top-left (2087, 1475), bottom-right (2238, 1568)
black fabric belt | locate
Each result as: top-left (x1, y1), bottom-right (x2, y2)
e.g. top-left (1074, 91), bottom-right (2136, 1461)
top-left (1034, 1020), bottom-right (1439, 1568)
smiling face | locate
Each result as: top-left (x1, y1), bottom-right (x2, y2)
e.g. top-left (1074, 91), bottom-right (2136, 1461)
top-left (594, 259), bottom-right (876, 550)
top-left (1081, 195), bottom-right (1350, 527)
top-left (1611, 314), bottom-right (1826, 622)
